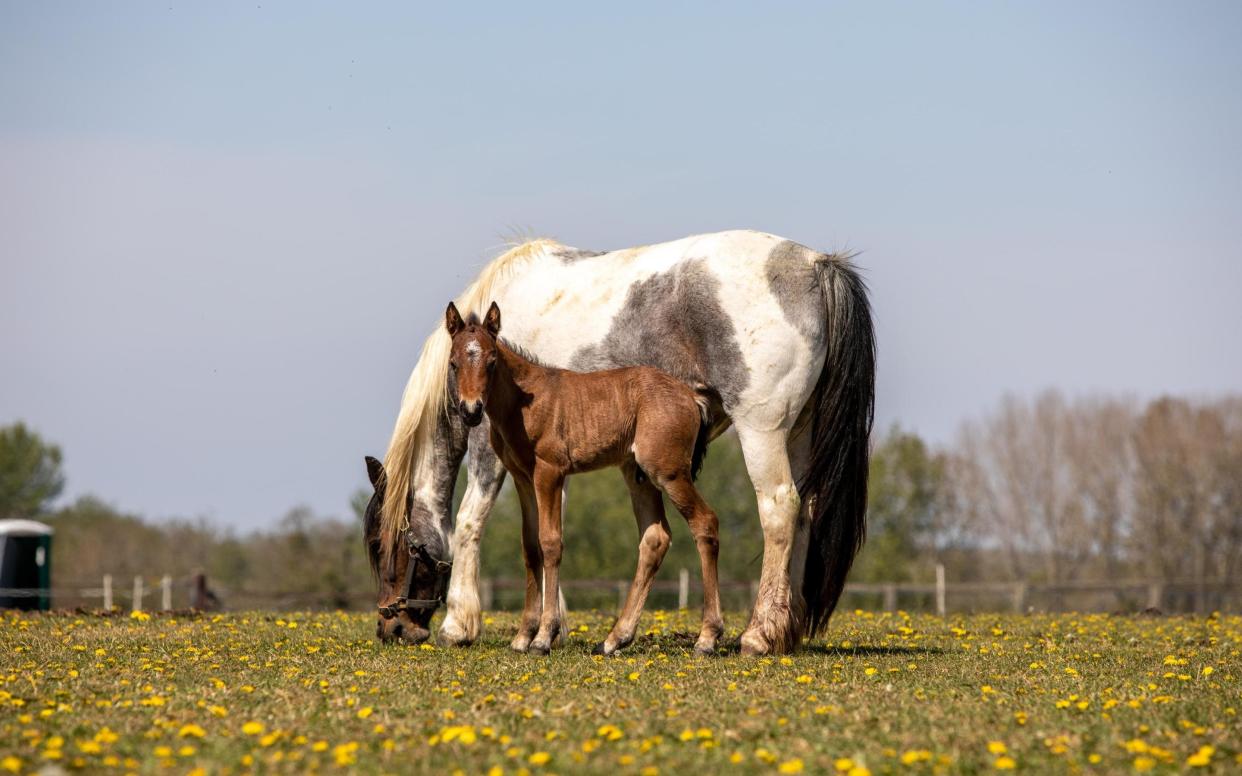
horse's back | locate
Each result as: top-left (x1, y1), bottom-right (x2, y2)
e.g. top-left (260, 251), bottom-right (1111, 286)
top-left (498, 230), bottom-right (833, 430)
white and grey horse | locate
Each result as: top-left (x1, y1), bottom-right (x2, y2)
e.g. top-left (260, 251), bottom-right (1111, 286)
top-left (365, 229), bottom-right (875, 655)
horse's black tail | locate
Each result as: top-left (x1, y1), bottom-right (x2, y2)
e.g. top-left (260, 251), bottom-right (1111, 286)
top-left (800, 253), bottom-right (876, 636)
top-left (690, 396), bottom-right (712, 481)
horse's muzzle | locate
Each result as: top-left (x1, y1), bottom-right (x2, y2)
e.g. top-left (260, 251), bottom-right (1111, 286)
top-left (376, 614), bottom-right (431, 645)
top-left (459, 401), bottom-right (484, 427)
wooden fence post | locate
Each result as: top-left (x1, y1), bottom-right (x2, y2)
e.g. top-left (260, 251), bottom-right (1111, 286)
top-left (678, 568), bottom-right (690, 610)
top-left (1146, 583), bottom-right (1163, 610)
top-left (132, 576), bottom-right (144, 612)
top-left (1011, 582), bottom-right (1027, 613)
top-left (481, 577), bottom-right (494, 612)
top-left (935, 564), bottom-right (946, 617)
top-left (103, 574), bottom-right (113, 611)
top-left (161, 575), bottom-right (172, 611)
top-left (883, 583), bottom-right (897, 612)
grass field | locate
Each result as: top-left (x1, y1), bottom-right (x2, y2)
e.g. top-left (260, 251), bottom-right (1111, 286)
top-left (1, 609), bottom-right (1239, 774)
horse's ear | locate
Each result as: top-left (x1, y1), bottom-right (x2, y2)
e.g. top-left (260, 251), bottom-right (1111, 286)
top-left (364, 456), bottom-right (386, 489)
top-left (445, 302), bottom-right (464, 337)
top-left (484, 301), bottom-right (501, 336)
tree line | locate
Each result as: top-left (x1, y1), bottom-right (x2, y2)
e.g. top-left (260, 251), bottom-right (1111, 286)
top-left (2, 390), bottom-right (1238, 611)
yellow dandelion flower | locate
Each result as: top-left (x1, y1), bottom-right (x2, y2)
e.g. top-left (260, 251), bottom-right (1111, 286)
top-left (779, 759), bottom-right (804, 773)
top-left (994, 756), bottom-right (1016, 769)
top-left (242, 721), bottom-right (264, 736)
top-left (357, 706), bottom-right (373, 719)
top-left (179, 723), bottom-right (206, 738)
top-left (1187, 746), bottom-right (1214, 767)
top-left (528, 751), bottom-right (551, 765)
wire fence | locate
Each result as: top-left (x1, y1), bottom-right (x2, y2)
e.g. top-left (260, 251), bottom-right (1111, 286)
top-left (13, 566), bottom-right (1241, 614)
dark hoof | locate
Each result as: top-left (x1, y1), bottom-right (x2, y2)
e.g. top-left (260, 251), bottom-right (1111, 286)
top-left (592, 642), bottom-right (608, 656)
top-left (528, 641), bottom-right (551, 656)
top-left (693, 646), bottom-right (717, 657)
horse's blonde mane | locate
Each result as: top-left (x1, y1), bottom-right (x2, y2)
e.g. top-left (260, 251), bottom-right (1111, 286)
top-left (379, 238), bottom-right (562, 557)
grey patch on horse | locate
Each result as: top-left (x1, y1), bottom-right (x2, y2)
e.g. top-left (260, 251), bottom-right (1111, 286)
top-left (464, 420), bottom-right (507, 503)
top-left (570, 259), bottom-right (750, 409)
top-left (409, 373), bottom-right (470, 552)
top-left (766, 240), bottom-right (825, 342)
top-left (554, 247), bottom-right (606, 264)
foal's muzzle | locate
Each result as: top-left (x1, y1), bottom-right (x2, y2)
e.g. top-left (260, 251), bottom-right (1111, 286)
top-left (459, 400), bottom-right (483, 427)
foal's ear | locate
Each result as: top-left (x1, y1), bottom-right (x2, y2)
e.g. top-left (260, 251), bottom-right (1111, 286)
top-left (445, 302), bottom-right (465, 337)
top-left (484, 301), bottom-right (502, 336)
top-left (364, 455), bottom-right (386, 490)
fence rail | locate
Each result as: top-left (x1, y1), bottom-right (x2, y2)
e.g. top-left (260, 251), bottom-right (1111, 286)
top-left (11, 566), bottom-right (1240, 614)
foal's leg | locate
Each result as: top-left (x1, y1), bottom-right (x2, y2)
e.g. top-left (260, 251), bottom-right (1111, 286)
top-left (595, 463), bottom-right (672, 656)
top-left (511, 474), bottom-right (543, 653)
top-left (734, 425), bottom-right (800, 655)
top-left (660, 474), bottom-right (725, 655)
top-left (528, 464), bottom-right (566, 655)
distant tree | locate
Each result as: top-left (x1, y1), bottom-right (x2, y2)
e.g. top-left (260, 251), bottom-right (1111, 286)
top-left (350, 488), bottom-right (370, 524)
top-left (851, 426), bottom-right (946, 582)
top-left (0, 422), bottom-right (65, 519)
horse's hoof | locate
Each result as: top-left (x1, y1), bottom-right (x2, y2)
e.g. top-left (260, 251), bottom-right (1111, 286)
top-left (528, 641), bottom-right (551, 656)
top-left (437, 619), bottom-right (477, 648)
top-left (510, 638), bottom-right (531, 653)
top-left (693, 644), bottom-right (717, 657)
top-left (592, 642), bottom-right (609, 656)
top-left (436, 630), bottom-right (474, 648)
top-left (739, 630), bottom-right (770, 656)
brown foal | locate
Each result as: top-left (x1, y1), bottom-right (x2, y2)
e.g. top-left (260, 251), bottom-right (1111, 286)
top-left (446, 301), bottom-right (724, 656)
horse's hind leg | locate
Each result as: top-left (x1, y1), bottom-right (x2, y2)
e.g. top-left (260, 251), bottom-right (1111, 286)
top-left (510, 474), bottom-right (543, 653)
top-left (596, 462), bottom-right (672, 657)
top-left (734, 425), bottom-right (800, 655)
top-left (660, 475), bottom-right (724, 655)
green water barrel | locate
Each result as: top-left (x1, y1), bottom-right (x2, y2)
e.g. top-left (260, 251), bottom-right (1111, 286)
top-left (0, 519), bottom-right (54, 610)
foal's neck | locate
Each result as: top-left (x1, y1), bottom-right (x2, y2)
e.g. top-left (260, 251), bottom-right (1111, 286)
top-left (485, 339), bottom-right (549, 422)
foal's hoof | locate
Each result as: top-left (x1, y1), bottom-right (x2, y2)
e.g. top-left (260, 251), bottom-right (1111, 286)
top-left (592, 641), bottom-right (615, 657)
top-left (510, 636), bottom-right (532, 653)
top-left (528, 641), bottom-right (551, 656)
top-left (693, 644), bottom-right (718, 657)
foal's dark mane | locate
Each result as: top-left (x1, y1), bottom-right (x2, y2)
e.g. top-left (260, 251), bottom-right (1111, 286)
top-left (460, 311), bottom-right (554, 369)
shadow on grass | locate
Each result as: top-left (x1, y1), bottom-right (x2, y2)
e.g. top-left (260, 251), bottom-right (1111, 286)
top-left (503, 631), bottom-right (947, 659)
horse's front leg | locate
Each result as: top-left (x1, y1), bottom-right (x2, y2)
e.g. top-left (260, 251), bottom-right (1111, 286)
top-left (439, 434), bottom-right (507, 647)
top-left (528, 464), bottom-right (565, 655)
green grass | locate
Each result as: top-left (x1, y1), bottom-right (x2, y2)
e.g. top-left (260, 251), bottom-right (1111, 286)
top-left (1, 609), bottom-right (1239, 774)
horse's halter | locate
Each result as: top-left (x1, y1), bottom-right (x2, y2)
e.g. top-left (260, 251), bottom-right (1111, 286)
top-left (377, 528), bottom-right (453, 619)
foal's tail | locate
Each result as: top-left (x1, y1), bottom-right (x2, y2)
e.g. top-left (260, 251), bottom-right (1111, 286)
top-left (800, 253), bottom-right (876, 636)
top-left (690, 394), bottom-right (712, 481)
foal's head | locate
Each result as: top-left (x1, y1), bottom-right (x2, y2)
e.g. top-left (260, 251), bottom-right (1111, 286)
top-left (445, 301), bottom-right (502, 427)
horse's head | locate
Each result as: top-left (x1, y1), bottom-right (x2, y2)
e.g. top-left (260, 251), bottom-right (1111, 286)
top-left (445, 301), bottom-right (501, 427)
top-left (363, 455), bottom-right (451, 645)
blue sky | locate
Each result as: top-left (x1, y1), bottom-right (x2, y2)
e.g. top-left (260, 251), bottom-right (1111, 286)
top-left (2, 2), bottom-right (1240, 529)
